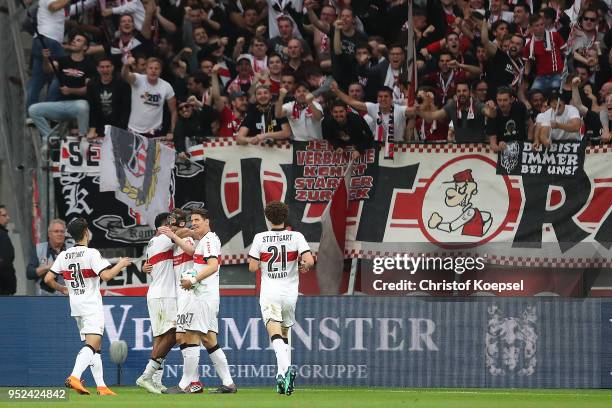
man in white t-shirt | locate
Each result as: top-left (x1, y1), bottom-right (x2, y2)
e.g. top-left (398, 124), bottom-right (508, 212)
top-left (44, 218), bottom-right (131, 396)
top-left (122, 57), bottom-right (177, 139)
top-left (535, 91), bottom-right (582, 147)
top-left (333, 83), bottom-right (408, 158)
top-left (136, 212), bottom-right (178, 394)
top-left (275, 83), bottom-right (323, 141)
top-left (248, 201), bottom-right (314, 396)
top-left (27, 0), bottom-right (68, 108)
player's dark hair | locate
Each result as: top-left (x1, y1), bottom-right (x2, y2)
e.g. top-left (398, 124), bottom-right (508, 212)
top-left (265, 201), bottom-right (289, 226)
top-left (191, 208), bottom-right (209, 220)
top-left (154, 212), bottom-right (171, 229)
top-left (67, 217), bottom-right (88, 242)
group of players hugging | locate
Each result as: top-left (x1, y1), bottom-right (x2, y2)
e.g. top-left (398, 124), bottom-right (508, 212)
top-left (44, 201), bottom-right (314, 396)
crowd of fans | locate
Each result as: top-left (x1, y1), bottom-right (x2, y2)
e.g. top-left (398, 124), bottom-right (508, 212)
top-left (22, 0), bottom-right (612, 158)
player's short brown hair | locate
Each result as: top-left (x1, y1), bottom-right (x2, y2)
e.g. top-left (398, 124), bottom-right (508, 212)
top-left (191, 208), bottom-right (209, 220)
top-left (264, 201), bottom-right (289, 225)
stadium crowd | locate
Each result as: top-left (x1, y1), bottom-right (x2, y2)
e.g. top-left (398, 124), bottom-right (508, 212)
top-left (21, 0), bottom-right (612, 155)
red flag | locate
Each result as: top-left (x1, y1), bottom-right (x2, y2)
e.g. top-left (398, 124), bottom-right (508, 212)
top-left (316, 161), bottom-right (352, 294)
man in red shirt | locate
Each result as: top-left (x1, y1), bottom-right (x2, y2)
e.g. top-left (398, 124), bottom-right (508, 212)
top-left (422, 52), bottom-right (469, 105)
top-left (524, 14), bottom-right (565, 93)
top-left (211, 64), bottom-right (248, 138)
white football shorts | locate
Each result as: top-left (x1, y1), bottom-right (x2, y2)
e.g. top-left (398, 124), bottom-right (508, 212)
top-left (260, 296), bottom-right (296, 328)
top-left (74, 311), bottom-right (104, 341)
top-left (147, 297), bottom-right (177, 337)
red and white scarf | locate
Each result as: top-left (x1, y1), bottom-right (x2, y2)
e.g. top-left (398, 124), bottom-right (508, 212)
top-left (456, 98), bottom-right (475, 120)
top-left (377, 106), bottom-right (395, 159)
top-left (438, 70), bottom-right (455, 103)
top-left (292, 102), bottom-right (313, 119)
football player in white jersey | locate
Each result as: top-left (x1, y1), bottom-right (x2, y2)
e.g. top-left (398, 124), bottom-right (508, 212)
top-left (158, 209), bottom-right (205, 394)
top-left (44, 218), bottom-right (132, 396)
top-left (163, 208), bottom-right (237, 394)
top-left (248, 201), bottom-right (314, 396)
top-left (136, 212), bottom-right (178, 394)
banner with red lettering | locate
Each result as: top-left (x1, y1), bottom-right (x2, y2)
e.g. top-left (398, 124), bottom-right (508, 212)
top-left (54, 137), bottom-right (612, 272)
top-left (290, 141), bottom-right (379, 202)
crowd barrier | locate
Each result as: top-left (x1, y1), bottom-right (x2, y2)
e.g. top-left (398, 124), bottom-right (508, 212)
top-left (2, 296), bottom-right (611, 388)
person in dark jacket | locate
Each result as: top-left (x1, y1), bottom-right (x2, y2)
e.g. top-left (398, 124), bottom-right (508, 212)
top-left (86, 56), bottom-right (131, 139)
top-left (322, 100), bottom-right (373, 159)
top-left (0, 205), bottom-right (16, 295)
top-left (174, 99), bottom-right (219, 159)
top-left (26, 219), bottom-right (72, 295)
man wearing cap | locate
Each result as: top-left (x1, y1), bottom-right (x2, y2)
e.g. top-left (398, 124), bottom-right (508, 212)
top-left (428, 169), bottom-right (493, 238)
top-left (228, 55), bottom-right (255, 94)
top-left (535, 90), bottom-right (582, 148)
top-left (174, 99), bottom-right (219, 159)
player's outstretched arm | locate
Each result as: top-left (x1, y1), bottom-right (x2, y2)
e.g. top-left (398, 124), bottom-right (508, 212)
top-left (100, 257), bottom-right (132, 282)
top-left (43, 272), bottom-right (68, 295)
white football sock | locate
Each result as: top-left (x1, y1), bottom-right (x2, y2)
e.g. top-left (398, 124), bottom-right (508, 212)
top-left (142, 358), bottom-right (161, 380)
top-left (90, 352), bottom-right (106, 387)
top-left (272, 338), bottom-right (289, 376)
top-left (284, 338), bottom-right (291, 367)
top-left (152, 358), bottom-right (164, 385)
top-left (209, 348), bottom-right (233, 386)
top-left (179, 345), bottom-right (200, 389)
top-left (71, 346), bottom-right (95, 379)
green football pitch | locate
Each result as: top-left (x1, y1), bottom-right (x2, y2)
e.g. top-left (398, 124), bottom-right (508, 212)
top-left (2, 387), bottom-right (612, 408)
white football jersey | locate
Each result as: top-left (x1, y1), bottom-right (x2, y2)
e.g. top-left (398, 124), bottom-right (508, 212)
top-left (146, 234), bottom-right (177, 299)
top-left (249, 229), bottom-right (311, 298)
top-left (173, 236), bottom-right (197, 289)
top-left (193, 232), bottom-right (221, 298)
top-left (50, 245), bottom-right (111, 316)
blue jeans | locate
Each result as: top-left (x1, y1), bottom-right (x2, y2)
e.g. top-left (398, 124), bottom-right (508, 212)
top-left (531, 74), bottom-right (562, 93)
top-left (26, 36), bottom-right (65, 109)
top-left (28, 100), bottom-right (90, 139)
